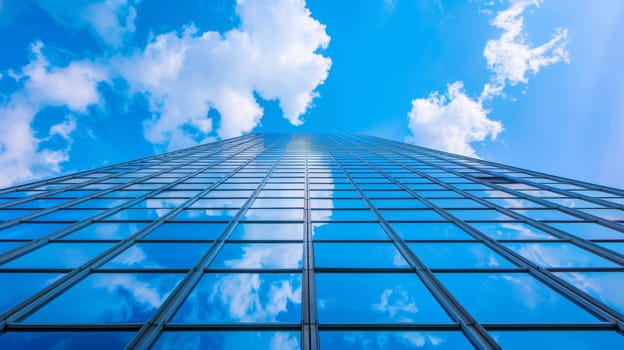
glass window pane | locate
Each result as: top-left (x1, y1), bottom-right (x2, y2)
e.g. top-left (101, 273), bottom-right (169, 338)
top-left (379, 209), bottom-right (446, 221)
top-left (469, 222), bottom-right (556, 240)
top-left (145, 223), bottom-right (226, 240)
top-left (104, 209), bottom-right (171, 221)
top-left (171, 273), bottom-right (301, 323)
top-left (34, 209), bottom-right (104, 221)
top-left (316, 273), bottom-right (450, 323)
top-left (243, 209), bottom-right (304, 221)
top-left (555, 272), bottom-right (624, 314)
top-left (0, 332), bottom-right (135, 350)
top-left (103, 243), bottom-right (211, 269)
top-left (0, 223), bottom-right (68, 240)
top-left (210, 243), bottom-right (302, 269)
top-left (63, 222), bottom-right (147, 240)
top-left (153, 331), bottom-right (301, 350)
top-left (22, 273), bottom-right (183, 323)
top-left (3, 243), bottom-right (115, 269)
top-left (390, 223), bottom-right (473, 240)
top-left (408, 242), bottom-right (515, 268)
top-left (0, 273), bottom-right (63, 314)
top-left (320, 331), bottom-right (474, 350)
top-left (491, 330), bottom-right (624, 350)
top-left (315, 243), bottom-right (409, 268)
top-left (549, 223), bottom-right (624, 240)
top-left (312, 223), bottom-right (389, 240)
top-left (230, 223), bottom-right (303, 240)
top-left (312, 209), bottom-right (376, 222)
top-left (437, 272), bottom-right (599, 323)
top-left (503, 242), bottom-right (618, 268)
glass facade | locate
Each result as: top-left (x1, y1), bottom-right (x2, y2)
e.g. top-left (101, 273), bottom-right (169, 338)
top-left (0, 133), bottom-right (623, 349)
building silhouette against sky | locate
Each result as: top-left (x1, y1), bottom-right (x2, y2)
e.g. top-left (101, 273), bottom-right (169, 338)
top-left (0, 133), bottom-right (623, 349)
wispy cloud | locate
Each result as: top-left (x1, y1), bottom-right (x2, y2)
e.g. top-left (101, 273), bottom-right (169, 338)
top-left (407, 0), bottom-right (569, 157)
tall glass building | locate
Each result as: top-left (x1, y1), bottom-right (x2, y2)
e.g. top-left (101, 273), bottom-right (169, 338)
top-left (0, 133), bottom-right (623, 350)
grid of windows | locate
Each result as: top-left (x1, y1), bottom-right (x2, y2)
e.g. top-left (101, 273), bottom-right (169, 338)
top-left (0, 133), bottom-right (623, 349)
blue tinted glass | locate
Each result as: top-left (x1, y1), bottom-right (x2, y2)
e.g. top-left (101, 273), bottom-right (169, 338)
top-left (0, 223), bottom-right (67, 240)
top-left (230, 223), bottom-right (303, 240)
top-left (503, 242), bottom-right (618, 268)
top-left (0, 332), bottom-right (135, 350)
top-left (429, 198), bottom-right (485, 209)
top-left (408, 243), bottom-right (514, 268)
top-left (191, 198), bottom-right (247, 208)
top-left (511, 209), bottom-right (582, 221)
top-left (253, 198), bottom-right (304, 208)
top-left (104, 243), bottom-right (210, 269)
top-left (320, 331), bottom-right (474, 350)
top-left (437, 273), bottom-right (599, 323)
top-left (105, 208), bottom-right (171, 221)
top-left (3, 243), bottom-right (114, 268)
top-left (379, 209), bottom-right (445, 221)
top-left (469, 222), bottom-right (556, 240)
top-left (244, 209), bottom-right (304, 221)
top-left (145, 223), bottom-right (226, 240)
top-left (72, 198), bottom-right (129, 209)
top-left (133, 198), bottom-right (186, 208)
top-left (549, 222), bottom-right (624, 240)
top-left (0, 241), bottom-right (25, 254)
top-left (316, 273), bottom-right (450, 323)
top-left (491, 330), bottom-right (624, 350)
top-left (34, 209), bottom-right (103, 221)
top-left (311, 199), bottom-right (367, 209)
top-left (597, 242), bottom-right (624, 255)
top-left (171, 273), bottom-right (301, 323)
top-left (63, 222), bottom-right (147, 240)
top-left (11, 199), bottom-right (70, 208)
top-left (0, 209), bottom-right (36, 220)
top-left (312, 209), bottom-right (376, 221)
top-left (555, 272), bottom-right (624, 314)
top-left (447, 210), bottom-right (514, 221)
top-left (0, 273), bottom-right (62, 313)
top-left (370, 199), bottom-right (428, 209)
top-left (581, 209), bottom-right (624, 221)
top-left (22, 273), bottom-right (183, 323)
top-left (315, 243), bottom-right (409, 268)
top-left (210, 243), bottom-right (302, 269)
top-left (173, 209), bottom-right (238, 221)
top-left (153, 331), bottom-right (301, 350)
top-left (390, 223), bottom-right (473, 240)
top-left (312, 222), bottom-right (388, 240)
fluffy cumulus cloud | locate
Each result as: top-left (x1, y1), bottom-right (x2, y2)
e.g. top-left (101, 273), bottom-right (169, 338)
top-left (0, 42), bottom-right (107, 187)
top-left (115, 0), bottom-right (331, 149)
top-left (407, 0), bottom-right (569, 157)
top-left (34, 0), bottom-right (139, 47)
top-left (407, 82), bottom-right (503, 158)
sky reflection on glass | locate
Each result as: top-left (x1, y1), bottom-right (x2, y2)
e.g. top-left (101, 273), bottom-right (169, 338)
top-left (171, 273), bottom-right (301, 323)
top-left (437, 273), bottom-right (599, 323)
top-left (153, 331), bottom-right (301, 350)
top-left (0, 273), bottom-right (62, 314)
top-left (315, 243), bottom-right (409, 268)
top-left (104, 243), bottom-right (211, 269)
top-left (408, 243), bottom-right (514, 269)
top-left (0, 223), bottom-right (67, 240)
top-left (316, 273), bottom-right (450, 323)
top-left (63, 222), bottom-right (147, 240)
top-left (22, 273), bottom-right (183, 323)
top-left (312, 222), bottom-right (389, 240)
top-left (469, 222), bottom-right (556, 240)
top-left (320, 331), bottom-right (474, 350)
top-left (390, 223), bottom-right (473, 240)
top-left (210, 243), bottom-right (302, 269)
top-left (2, 243), bottom-right (114, 268)
top-left (145, 223), bottom-right (226, 240)
top-left (549, 222), bottom-right (624, 240)
top-left (503, 242), bottom-right (618, 268)
top-left (0, 331), bottom-right (135, 350)
top-left (491, 330), bottom-right (624, 350)
top-left (230, 223), bottom-right (303, 240)
top-left (555, 272), bottom-right (624, 314)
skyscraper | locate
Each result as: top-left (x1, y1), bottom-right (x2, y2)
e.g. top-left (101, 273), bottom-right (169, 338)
top-left (0, 133), bottom-right (623, 349)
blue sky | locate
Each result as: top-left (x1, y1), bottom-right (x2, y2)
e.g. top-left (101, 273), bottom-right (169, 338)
top-left (0, 0), bottom-right (623, 189)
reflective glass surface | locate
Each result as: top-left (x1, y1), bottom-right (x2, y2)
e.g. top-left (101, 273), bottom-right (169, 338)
top-left (0, 332), bottom-right (135, 350)
top-left (503, 242), bottom-right (618, 268)
top-left (437, 273), bottom-right (599, 323)
top-left (210, 243), bottom-right (302, 269)
top-left (316, 273), bottom-right (450, 323)
top-left (390, 223), bottom-right (473, 240)
top-left (320, 331), bottom-right (474, 350)
top-left (2, 242), bottom-right (115, 268)
top-left (153, 331), bottom-right (301, 350)
top-left (312, 222), bottom-right (389, 240)
top-left (0, 273), bottom-right (62, 313)
top-left (230, 223), bottom-right (303, 240)
top-left (555, 272), bottom-right (624, 314)
top-left (469, 222), bottom-right (556, 240)
top-left (104, 243), bottom-right (211, 269)
top-left (63, 222), bottom-right (147, 240)
top-left (549, 222), bottom-right (624, 240)
top-left (22, 273), bottom-right (183, 323)
top-left (491, 330), bottom-right (624, 350)
top-left (408, 242), bottom-right (514, 268)
top-left (145, 223), bottom-right (226, 240)
top-left (315, 243), bottom-right (409, 268)
top-left (171, 273), bottom-right (301, 323)
top-left (0, 223), bottom-right (68, 240)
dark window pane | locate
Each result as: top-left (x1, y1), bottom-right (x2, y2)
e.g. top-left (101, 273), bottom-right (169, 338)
top-left (171, 273), bottom-right (301, 323)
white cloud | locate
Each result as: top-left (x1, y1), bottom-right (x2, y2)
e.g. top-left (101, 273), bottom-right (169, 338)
top-left (0, 42), bottom-right (107, 188)
top-left (407, 0), bottom-right (569, 157)
top-left (34, 0), bottom-right (139, 47)
top-left (115, 0), bottom-right (331, 149)
top-left (481, 0), bottom-right (569, 99)
top-left (407, 82), bottom-right (503, 157)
